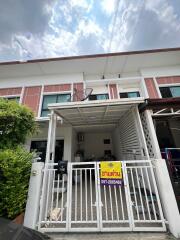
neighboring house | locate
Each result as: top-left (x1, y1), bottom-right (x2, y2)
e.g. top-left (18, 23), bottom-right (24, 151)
top-left (0, 48), bottom-right (180, 236)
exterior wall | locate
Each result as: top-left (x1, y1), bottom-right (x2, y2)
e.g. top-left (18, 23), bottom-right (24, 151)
top-left (0, 73), bottom-right (83, 117)
top-left (44, 84), bottom-right (71, 92)
top-left (0, 87), bottom-right (22, 96)
top-left (141, 66), bottom-right (180, 98)
top-left (73, 82), bottom-right (84, 101)
top-left (118, 82), bottom-right (142, 98)
top-left (1, 64), bottom-right (179, 115)
top-left (145, 78), bottom-right (158, 98)
top-left (144, 76), bottom-right (180, 99)
top-left (22, 86), bottom-right (42, 116)
top-left (109, 84), bottom-right (118, 99)
top-left (88, 84), bottom-right (108, 95)
top-left (82, 132), bottom-right (113, 159)
top-left (156, 76), bottom-right (180, 84)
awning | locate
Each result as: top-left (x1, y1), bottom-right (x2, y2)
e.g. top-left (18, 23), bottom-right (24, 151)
top-left (48, 98), bottom-right (144, 126)
top-left (139, 97), bottom-right (180, 118)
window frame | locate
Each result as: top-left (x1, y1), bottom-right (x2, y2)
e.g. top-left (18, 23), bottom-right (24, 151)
top-left (41, 92), bottom-right (71, 117)
top-left (88, 93), bottom-right (109, 101)
top-left (1, 95), bottom-right (21, 103)
top-left (159, 85), bottom-right (180, 98)
top-left (119, 91), bottom-right (140, 99)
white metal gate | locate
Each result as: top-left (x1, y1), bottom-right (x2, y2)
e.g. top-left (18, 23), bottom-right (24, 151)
top-left (38, 160), bottom-right (166, 232)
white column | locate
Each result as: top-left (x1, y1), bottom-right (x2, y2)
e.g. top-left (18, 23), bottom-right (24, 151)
top-left (46, 110), bottom-right (57, 163)
top-left (153, 159), bottom-right (180, 238)
top-left (133, 107), bottom-right (150, 159)
top-left (144, 109), bottom-right (162, 158)
top-left (145, 109), bottom-right (180, 237)
top-left (141, 77), bottom-right (149, 98)
top-left (24, 162), bottom-right (44, 229)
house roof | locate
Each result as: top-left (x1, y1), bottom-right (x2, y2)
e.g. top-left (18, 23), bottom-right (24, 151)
top-left (0, 47), bottom-right (180, 78)
top-left (0, 47), bottom-right (180, 66)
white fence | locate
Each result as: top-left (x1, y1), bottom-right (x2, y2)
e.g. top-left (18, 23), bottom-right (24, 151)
top-left (38, 160), bottom-right (166, 232)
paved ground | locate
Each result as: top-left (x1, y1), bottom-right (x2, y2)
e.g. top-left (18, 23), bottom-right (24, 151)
top-left (48, 232), bottom-right (176, 240)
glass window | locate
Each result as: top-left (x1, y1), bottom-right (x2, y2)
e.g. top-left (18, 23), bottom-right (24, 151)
top-left (6, 96), bottom-right (20, 103)
top-left (41, 93), bottom-right (71, 117)
top-left (170, 86), bottom-right (180, 97)
top-left (89, 94), bottom-right (109, 101)
top-left (57, 94), bottom-right (71, 103)
top-left (160, 86), bottom-right (180, 98)
top-left (160, 87), bottom-right (171, 98)
top-left (120, 92), bottom-right (140, 98)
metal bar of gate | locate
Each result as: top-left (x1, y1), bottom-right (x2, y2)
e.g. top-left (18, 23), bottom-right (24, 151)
top-left (38, 160), bottom-right (166, 233)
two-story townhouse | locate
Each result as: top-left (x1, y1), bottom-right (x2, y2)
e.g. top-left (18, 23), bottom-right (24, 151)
top-left (0, 48), bottom-right (180, 237)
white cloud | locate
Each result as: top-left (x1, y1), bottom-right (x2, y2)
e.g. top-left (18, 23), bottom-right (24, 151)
top-left (70, 0), bottom-right (93, 12)
top-left (0, 0), bottom-right (180, 62)
top-left (146, 0), bottom-right (180, 30)
top-left (101, 0), bottom-right (117, 15)
top-left (77, 18), bottom-right (103, 37)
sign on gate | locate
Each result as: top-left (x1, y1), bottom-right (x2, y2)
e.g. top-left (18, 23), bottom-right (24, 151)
top-left (100, 161), bottom-right (123, 185)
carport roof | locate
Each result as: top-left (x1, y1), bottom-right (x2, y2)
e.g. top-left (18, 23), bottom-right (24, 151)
top-left (48, 98), bottom-right (144, 126)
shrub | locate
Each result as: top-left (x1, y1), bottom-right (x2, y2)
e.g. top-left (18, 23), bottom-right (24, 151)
top-left (0, 147), bottom-right (34, 219)
top-left (0, 98), bottom-right (37, 149)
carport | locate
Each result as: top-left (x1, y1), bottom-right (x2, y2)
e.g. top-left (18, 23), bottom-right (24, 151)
top-left (45, 98), bottom-right (149, 163)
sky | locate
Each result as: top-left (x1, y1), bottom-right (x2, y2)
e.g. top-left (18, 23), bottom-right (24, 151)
top-left (0, 0), bottom-right (180, 62)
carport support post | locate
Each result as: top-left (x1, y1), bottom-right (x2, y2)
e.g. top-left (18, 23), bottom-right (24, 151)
top-left (145, 110), bottom-right (180, 238)
top-left (46, 110), bottom-right (57, 163)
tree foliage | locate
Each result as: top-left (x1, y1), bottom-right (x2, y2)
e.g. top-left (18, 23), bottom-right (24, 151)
top-left (0, 98), bottom-right (37, 219)
top-left (0, 147), bottom-right (33, 219)
top-left (0, 98), bottom-right (37, 149)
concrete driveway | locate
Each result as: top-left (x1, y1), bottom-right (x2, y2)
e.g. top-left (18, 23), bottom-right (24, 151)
top-left (48, 232), bottom-right (176, 240)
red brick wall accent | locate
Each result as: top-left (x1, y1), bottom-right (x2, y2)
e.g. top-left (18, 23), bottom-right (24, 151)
top-left (109, 84), bottom-right (118, 99)
top-left (22, 86), bottom-right (42, 116)
top-left (145, 78), bottom-right (158, 98)
top-left (73, 82), bottom-right (84, 101)
top-left (0, 87), bottom-right (22, 96)
top-left (44, 84), bottom-right (71, 92)
top-left (156, 76), bottom-right (180, 84)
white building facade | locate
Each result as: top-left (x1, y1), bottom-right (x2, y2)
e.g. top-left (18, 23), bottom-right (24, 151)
top-left (0, 48), bottom-right (180, 237)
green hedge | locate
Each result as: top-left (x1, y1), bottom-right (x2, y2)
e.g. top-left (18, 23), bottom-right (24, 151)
top-left (0, 147), bottom-right (33, 219)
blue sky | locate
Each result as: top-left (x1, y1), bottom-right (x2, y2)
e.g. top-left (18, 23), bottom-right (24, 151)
top-left (0, 0), bottom-right (180, 62)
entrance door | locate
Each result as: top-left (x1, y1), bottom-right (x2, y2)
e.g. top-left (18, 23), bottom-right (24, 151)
top-left (30, 139), bottom-right (64, 162)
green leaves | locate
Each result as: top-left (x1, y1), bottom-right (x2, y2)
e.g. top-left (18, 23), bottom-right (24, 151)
top-left (0, 98), bottom-right (37, 149)
top-left (0, 147), bottom-right (33, 219)
top-left (0, 98), bottom-right (37, 219)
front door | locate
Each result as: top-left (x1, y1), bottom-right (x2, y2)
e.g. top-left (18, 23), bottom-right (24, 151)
top-left (30, 139), bottom-right (64, 162)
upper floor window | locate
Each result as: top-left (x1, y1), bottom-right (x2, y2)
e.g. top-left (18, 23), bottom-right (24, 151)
top-left (5, 96), bottom-right (20, 103)
top-left (41, 93), bottom-right (71, 117)
top-left (89, 94), bottom-right (109, 101)
top-left (120, 92), bottom-right (140, 98)
top-left (160, 86), bottom-right (180, 98)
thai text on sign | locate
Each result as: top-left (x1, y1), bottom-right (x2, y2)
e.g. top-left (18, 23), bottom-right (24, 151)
top-left (100, 161), bottom-right (123, 185)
